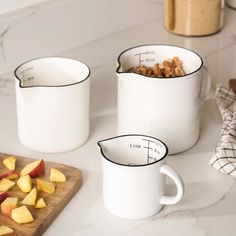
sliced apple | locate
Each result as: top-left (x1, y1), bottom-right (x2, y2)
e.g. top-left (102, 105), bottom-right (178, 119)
top-left (17, 175), bottom-right (32, 193)
top-left (0, 179), bottom-right (15, 192)
top-left (35, 198), bottom-right (46, 209)
top-left (21, 188), bottom-right (37, 206)
top-left (36, 178), bottom-right (55, 193)
top-left (1, 197), bottom-right (18, 216)
top-left (0, 225), bottom-right (14, 235)
top-left (11, 205), bottom-right (33, 224)
top-left (6, 173), bottom-right (19, 180)
top-left (3, 156), bottom-right (16, 171)
top-left (0, 192), bottom-right (8, 204)
top-left (0, 170), bottom-right (19, 180)
top-left (50, 168), bottom-right (66, 183)
top-left (20, 159), bottom-right (45, 178)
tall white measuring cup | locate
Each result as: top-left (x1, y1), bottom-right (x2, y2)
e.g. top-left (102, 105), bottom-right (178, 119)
top-left (14, 57), bottom-right (90, 153)
top-left (116, 45), bottom-right (211, 154)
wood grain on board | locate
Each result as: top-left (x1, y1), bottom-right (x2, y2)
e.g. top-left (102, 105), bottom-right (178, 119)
top-left (0, 153), bottom-right (82, 236)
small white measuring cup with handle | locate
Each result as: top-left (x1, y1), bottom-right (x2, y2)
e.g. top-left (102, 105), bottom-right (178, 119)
top-left (97, 134), bottom-right (184, 219)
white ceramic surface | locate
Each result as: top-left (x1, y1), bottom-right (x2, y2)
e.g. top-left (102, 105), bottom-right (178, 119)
top-left (117, 45), bottom-right (205, 154)
top-left (14, 57), bottom-right (90, 153)
top-left (98, 135), bottom-right (184, 219)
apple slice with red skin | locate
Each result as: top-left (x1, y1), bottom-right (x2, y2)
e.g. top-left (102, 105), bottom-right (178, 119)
top-left (20, 159), bottom-right (45, 178)
top-left (0, 192), bottom-right (8, 204)
top-left (0, 170), bottom-right (19, 180)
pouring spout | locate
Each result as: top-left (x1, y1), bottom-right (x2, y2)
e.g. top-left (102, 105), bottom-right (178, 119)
top-left (97, 137), bottom-right (115, 153)
top-left (97, 139), bottom-right (108, 160)
top-left (97, 140), bottom-right (103, 148)
top-left (97, 139), bottom-right (107, 151)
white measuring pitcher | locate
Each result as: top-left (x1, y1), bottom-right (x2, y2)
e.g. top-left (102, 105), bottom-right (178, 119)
top-left (116, 45), bottom-right (211, 154)
top-left (97, 134), bottom-right (184, 219)
top-left (14, 57), bottom-right (90, 153)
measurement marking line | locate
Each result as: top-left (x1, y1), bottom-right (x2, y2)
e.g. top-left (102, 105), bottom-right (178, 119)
top-left (143, 146), bottom-right (153, 150)
top-left (134, 52), bottom-right (146, 56)
top-left (142, 139), bottom-right (155, 143)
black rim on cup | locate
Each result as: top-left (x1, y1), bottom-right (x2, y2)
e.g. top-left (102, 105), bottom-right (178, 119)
top-left (116, 44), bottom-right (204, 79)
top-left (97, 134), bottom-right (169, 167)
top-left (14, 57), bottom-right (91, 88)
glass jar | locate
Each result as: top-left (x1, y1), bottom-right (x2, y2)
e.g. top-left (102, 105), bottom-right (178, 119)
top-left (164, 0), bottom-right (224, 36)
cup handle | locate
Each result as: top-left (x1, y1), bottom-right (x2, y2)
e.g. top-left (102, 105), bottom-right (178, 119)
top-left (200, 66), bottom-right (212, 107)
top-left (159, 164), bottom-right (184, 205)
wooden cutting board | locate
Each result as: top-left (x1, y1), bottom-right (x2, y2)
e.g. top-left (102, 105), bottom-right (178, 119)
top-left (0, 153), bottom-right (82, 236)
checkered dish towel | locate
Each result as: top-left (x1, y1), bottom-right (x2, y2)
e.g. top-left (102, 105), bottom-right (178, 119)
top-left (210, 84), bottom-right (236, 177)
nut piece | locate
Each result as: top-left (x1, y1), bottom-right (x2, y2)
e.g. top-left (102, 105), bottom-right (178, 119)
top-left (153, 63), bottom-right (162, 77)
top-left (175, 67), bottom-right (185, 76)
top-left (136, 65), bottom-right (148, 76)
top-left (173, 56), bottom-right (183, 67)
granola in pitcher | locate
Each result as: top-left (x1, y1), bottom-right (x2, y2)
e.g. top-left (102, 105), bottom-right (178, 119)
top-left (127, 56), bottom-right (185, 78)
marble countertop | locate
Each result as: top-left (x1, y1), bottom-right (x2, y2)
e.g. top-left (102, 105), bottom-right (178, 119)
top-left (0, 0), bottom-right (50, 15)
top-left (0, 2), bottom-right (236, 236)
